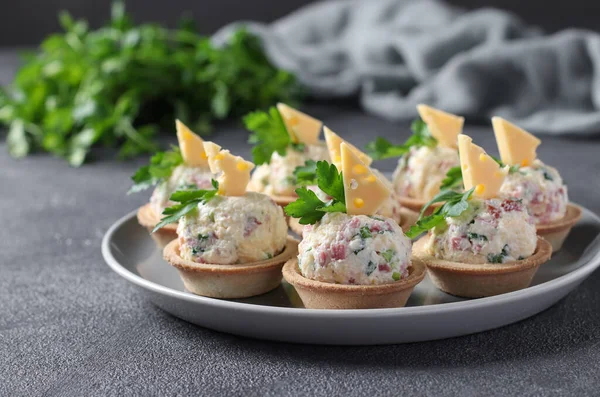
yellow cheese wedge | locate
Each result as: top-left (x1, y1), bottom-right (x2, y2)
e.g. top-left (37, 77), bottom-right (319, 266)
top-left (457, 135), bottom-right (508, 199)
top-left (417, 104), bottom-right (464, 149)
top-left (340, 142), bottom-right (391, 216)
top-left (203, 142), bottom-right (255, 196)
top-left (175, 120), bottom-right (209, 168)
top-left (277, 103), bottom-right (322, 145)
top-left (323, 126), bottom-right (373, 170)
top-left (492, 117), bottom-right (541, 167)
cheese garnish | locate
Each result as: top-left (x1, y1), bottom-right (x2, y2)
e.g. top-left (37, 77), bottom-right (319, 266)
top-left (175, 120), bottom-right (209, 168)
top-left (340, 142), bottom-right (391, 216)
top-left (417, 104), bottom-right (464, 148)
top-left (457, 135), bottom-right (508, 199)
top-left (277, 103), bottom-right (322, 145)
top-left (203, 142), bottom-right (255, 196)
top-left (323, 126), bottom-right (372, 170)
top-left (492, 117), bottom-right (541, 167)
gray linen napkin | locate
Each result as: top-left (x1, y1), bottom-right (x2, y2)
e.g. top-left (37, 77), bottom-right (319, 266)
top-left (214, 0), bottom-right (600, 136)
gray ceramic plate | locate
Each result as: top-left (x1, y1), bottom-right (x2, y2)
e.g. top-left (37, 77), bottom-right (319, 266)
top-left (102, 205), bottom-right (600, 345)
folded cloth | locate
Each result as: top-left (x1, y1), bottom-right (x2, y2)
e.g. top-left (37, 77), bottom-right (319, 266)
top-left (214, 0), bottom-right (600, 136)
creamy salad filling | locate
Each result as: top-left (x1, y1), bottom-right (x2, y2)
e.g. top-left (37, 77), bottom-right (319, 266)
top-left (392, 146), bottom-right (460, 200)
top-left (177, 192), bottom-right (288, 264)
top-left (249, 144), bottom-right (329, 196)
top-left (150, 165), bottom-right (213, 215)
top-left (499, 160), bottom-right (568, 225)
top-left (424, 198), bottom-right (537, 264)
top-left (298, 213), bottom-right (412, 285)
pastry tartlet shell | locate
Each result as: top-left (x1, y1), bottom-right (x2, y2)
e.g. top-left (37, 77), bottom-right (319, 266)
top-left (412, 236), bottom-right (552, 298)
top-left (287, 207), bottom-right (420, 237)
top-left (271, 195), bottom-right (298, 208)
top-left (536, 204), bottom-right (581, 252)
top-left (137, 203), bottom-right (177, 248)
top-left (282, 259), bottom-right (425, 309)
top-left (398, 196), bottom-right (442, 215)
top-left (163, 237), bottom-right (299, 299)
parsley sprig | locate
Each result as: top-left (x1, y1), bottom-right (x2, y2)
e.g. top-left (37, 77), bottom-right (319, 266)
top-left (153, 180), bottom-right (219, 232)
top-left (0, 2), bottom-right (299, 166)
top-left (439, 157), bottom-right (520, 191)
top-left (405, 187), bottom-right (475, 239)
top-left (365, 119), bottom-right (437, 160)
top-left (292, 160), bottom-right (318, 186)
top-left (244, 106), bottom-right (304, 165)
top-left (284, 161), bottom-right (346, 224)
top-left (128, 147), bottom-right (183, 194)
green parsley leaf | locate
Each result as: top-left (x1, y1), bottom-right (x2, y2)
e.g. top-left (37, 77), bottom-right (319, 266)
top-left (359, 226), bottom-right (372, 239)
top-left (292, 160), bottom-right (318, 186)
top-left (440, 166), bottom-right (463, 191)
top-left (284, 161), bottom-right (348, 224)
top-left (316, 161), bottom-right (345, 203)
top-left (406, 187), bottom-right (475, 239)
top-left (284, 188), bottom-right (328, 225)
top-left (128, 147), bottom-right (183, 194)
top-left (365, 118), bottom-right (437, 160)
top-left (152, 179), bottom-right (219, 232)
top-left (244, 107), bottom-right (291, 165)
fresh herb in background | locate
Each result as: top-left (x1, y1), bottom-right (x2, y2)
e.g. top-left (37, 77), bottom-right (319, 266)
top-left (365, 119), bottom-right (437, 160)
top-left (128, 146), bottom-right (183, 194)
top-left (292, 160), bottom-right (318, 186)
top-left (0, 2), bottom-right (300, 166)
top-left (153, 179), bottom-right (219, 232)
top-left (405, 187), bottom-right (475, 239)
top-left (244, 106), bottom-right (290, 165)
top-left (284, 161), bottom-right (346, 224)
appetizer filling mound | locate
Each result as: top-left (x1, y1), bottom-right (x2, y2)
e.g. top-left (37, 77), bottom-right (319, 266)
top-left (250, 144), bottom-right (329, 196)
top-left (177, 192), bottom-right (288, 264)
top-left (499, 160), bottom-right (568, 225)
top-left (151, 165), bottom-right (213, 215)
top-left (425, 198), bottom-right (537, 264)
top-left (392, 146), bottom-right (460, 200)
top-left (298, 213), bottom-right (411, 285)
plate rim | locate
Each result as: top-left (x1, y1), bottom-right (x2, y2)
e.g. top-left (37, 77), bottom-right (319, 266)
top-left (102, 205), bottom-right (600, 319)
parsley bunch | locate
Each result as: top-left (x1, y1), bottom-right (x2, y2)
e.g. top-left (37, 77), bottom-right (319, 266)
top-left (284, 161), bottom-right (346, 224)
top-left (128, 147), bottom-right (183, 194)
top-left (365, 119), bottom-right (437, 160)
top-left (0, 2), bottom-right (300, 166)
top-left (405, 187), bottom-right (475, 239)
top-left (153, 180), bottom-right (219, 232)
top-left (244, 106), bottom-right (304, 165)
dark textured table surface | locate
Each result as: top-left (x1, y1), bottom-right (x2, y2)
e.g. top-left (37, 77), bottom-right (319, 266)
top-left (2, 50), bottom-right (600, 396)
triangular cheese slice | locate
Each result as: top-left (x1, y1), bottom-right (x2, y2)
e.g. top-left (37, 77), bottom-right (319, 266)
top-left (277, 103), bottom-right (322, 145)
top-left (417, 104), bottom-right (464, 149)
top-left (341, 142), bottom-right (391, 216)
top-left (203, 142), bottom-right (255, 196)
top-left (492, 117), bottom-right (541, 167)
top-left (457, 135), bottom-right (508, 199)
top-left (324, 126), bottom-right (372, 170)
top-left (176, 120), bottom-right (209, 168)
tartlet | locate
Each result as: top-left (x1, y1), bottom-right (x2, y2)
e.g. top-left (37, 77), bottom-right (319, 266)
top-left (154, 140), bottom-right (293, 298)
top-left (283, 143), bottom-right (424, 309)
top-left (412, 236), bottom-right (552, 298)
top-left (165, 237), bottom-right (298, 298)
top-left (137, 202), bottom-right (177, 247)
top-left (282, 258), bottom-right (425, 309)
top-left (536, 204), bottom-right (582, 251)
top-left (131, 120), bottom-right (213, 247)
